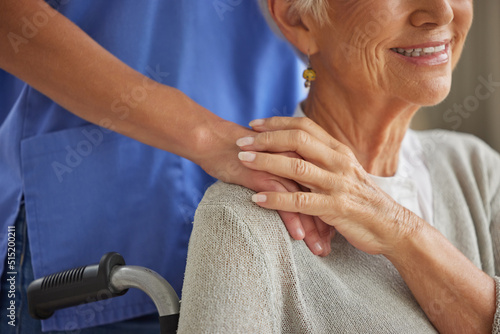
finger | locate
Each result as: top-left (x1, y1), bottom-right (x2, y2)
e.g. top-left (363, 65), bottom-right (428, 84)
top-left (276, 151), bottom-right (302, 160)
top-left (314, 216), bottom-right (332, 257)
top-left (237, 130), bottom-right (345, 170)
top-left (238, 151), bottom-right (339, 191)
top-left (251, 191), bottom-right (336, 218)
top-left (300, 213), bottom-right (326, 256)
top-left (252, 175), bottom-right (308, 242)
top-left (278, 211), bottom-right (305, 241)
top-left (249, 117), bottom-right (352, 156)
top-left (236, 165), bottom-right (300, 194)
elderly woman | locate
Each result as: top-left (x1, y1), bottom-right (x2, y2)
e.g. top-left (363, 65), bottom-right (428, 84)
top-left (178, 0), bottom-right (500, 333)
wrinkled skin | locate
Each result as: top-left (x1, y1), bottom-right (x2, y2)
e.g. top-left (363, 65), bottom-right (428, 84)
top-left (236, 1), bottom-right (496, 333)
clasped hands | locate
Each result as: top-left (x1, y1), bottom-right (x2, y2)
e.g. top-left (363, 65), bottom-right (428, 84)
top-left (236, 117), bottom-right (421, 257)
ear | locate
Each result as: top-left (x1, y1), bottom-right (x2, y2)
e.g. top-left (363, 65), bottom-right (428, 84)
top-left (267, 0), bottom-right (319, 55)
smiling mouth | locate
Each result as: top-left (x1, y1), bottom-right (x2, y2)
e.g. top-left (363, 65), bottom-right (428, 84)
top-left (390, 44), bottom-right (446, 57)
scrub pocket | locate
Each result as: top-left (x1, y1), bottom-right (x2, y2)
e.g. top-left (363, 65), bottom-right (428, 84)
top-left (20, 124), bottom-right (192, 331)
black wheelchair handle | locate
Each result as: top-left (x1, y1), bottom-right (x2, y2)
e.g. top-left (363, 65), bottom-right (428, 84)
top-left (27, 252), bottom-right (127, 320)
top-left (27, 252), bottom-right (180, 334)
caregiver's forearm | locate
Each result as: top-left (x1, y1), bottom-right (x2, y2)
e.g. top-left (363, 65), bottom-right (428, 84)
top-left (385, 217), bottom-right (496, 334)
top-left (0, 0), bottom-right (224, 163)
top-left (0, 1), bottom-right (337, 255)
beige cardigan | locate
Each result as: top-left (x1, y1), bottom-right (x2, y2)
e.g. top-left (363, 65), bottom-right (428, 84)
top-left (178, 130), bottom-right (500, 333)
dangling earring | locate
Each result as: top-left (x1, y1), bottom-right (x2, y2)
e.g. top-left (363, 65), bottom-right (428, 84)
top-left (302, 53), bottom-right (316, 88)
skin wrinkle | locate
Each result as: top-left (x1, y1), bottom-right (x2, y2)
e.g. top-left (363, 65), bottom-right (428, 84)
top-left (304, 94), bottom-right (411, 175)
top-left (296, 0), bottom-right (473, 176)
top-left (245, 1), bottom-right (496, 332)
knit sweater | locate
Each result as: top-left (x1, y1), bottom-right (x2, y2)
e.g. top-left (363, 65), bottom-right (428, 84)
top-left (178, 130), bottom-right (500, 333)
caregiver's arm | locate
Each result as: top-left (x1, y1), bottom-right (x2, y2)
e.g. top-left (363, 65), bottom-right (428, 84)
top-left (0, 0), bottom-right (238, 174)
top-left (237, 117), bottom-right (498, 334)
top-left (0, 0), bottom-right (332, 255)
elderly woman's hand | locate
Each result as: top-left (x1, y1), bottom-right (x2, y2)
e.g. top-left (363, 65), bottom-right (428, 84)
top-left (198, 120), bottom-right (334, 256)
top-left (237, 116), bottom-right (498, 334)
top-left (238, 116), bottom-right (498, 334)
top-left (237, 116), bottom-right (422, 256)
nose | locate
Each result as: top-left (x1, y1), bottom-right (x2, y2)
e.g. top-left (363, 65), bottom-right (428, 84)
top-left (410, 0), bottom-right (454, 28)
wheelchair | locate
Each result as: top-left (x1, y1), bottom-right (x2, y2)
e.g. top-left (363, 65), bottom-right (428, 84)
top-left (27, 253), bottom-right (180, 334)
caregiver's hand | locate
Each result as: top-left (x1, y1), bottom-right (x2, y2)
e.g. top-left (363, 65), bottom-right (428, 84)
top-left (0, 0), bottom-right (330, 257)
top-left (236, 116), bottom-right (421, 256)
top-left (202, 120), bottom-right (332, 256)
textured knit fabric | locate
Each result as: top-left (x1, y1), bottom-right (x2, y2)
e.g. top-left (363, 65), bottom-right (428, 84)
top-left (178, 129), bottom-right (500, 333)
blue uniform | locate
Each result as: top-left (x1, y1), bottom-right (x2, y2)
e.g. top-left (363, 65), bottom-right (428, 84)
top-left (0, 0), bottom-right (303, 331)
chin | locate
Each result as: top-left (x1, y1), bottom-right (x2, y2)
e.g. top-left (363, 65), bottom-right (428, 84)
top-left (401, 78), bottom-right (452, 107)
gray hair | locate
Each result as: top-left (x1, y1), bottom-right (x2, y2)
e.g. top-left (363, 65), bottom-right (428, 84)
top-left (257, 0), bottom-right (329, 62)
top-left (257, 0), bottom-right (329, 29)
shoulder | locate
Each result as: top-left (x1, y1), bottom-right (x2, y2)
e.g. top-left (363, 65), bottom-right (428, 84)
top-left (194, 181), bottom-right (286, 240)
top-left (414, 129), bottom-right (500, 171)
top-left (414, 129), bottom-right (496, 154)
top-left (196, 182), bottom-right (271, 221)
top-left (414, 129), bottom-right (500, 203)
top-left (198, 181), bottom-right (257, 208)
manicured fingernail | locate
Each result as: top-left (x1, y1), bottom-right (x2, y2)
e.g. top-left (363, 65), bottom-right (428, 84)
top-left (296, 228), bottom-right (305, 240)
top-left (249, 119), bottom-right (265, 127)
top-left (313, 242), bottom-right (323, 254)
top-left (238, 152), bottom-right (256, 162)
top-left (252, 194), bottom-right (267, 203)
top-left (236, 136), bottom-right (254, 147)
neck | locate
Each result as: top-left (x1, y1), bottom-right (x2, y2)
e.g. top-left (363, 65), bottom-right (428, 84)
top-left (303, 85), bottom-right (419, 177)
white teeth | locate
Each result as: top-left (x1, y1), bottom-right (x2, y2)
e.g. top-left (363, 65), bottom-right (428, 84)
top-left (434, 45), bottom-right (445, 52)
top-left (392, 44), bottom-right (446, 57)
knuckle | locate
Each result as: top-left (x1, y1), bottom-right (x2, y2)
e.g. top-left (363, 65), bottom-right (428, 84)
top-left (293, 130), bottom-right (310, 147)
top-left (324, 174), bottom-right (337, 190)
top-left (261, 131), bottom-right (274, 145)
top-left (331, 140), bottom-right (354, 157)
top-left (346, 150), bottom-right (357, 161)
top-left (301, 117), bottom-right (316, 129)
top-left (294, 192), bottom-right (310, 210)
top-left (345, 159), bottom-right (358, 172)
top-left (335, 193), bottom-right (349, 215)
top-left (341, 146), bottom-right (357, 160)
top-left (292, 159), bottom-right (309, 177)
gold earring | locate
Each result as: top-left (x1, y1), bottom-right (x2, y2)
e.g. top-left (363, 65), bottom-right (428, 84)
top-left (302, 57), bottom-right (316, 88)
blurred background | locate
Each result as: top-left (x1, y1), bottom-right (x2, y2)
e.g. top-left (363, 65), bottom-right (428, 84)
top-left (411, 0), bottom-right (500, 153)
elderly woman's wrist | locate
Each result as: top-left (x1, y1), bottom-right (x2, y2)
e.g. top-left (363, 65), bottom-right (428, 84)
top-left (382, 207), bottom-right (426, 261)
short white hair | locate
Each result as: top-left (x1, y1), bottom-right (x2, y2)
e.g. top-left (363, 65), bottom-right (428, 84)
top-left (288, 0), bottom-right (329, 25)
top-left (257, 0), bottom-right (330, 28)
top-left (257, 0), bottom-right (329, 62)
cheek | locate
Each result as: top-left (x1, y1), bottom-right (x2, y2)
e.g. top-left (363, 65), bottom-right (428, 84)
top-left (451, 2), bottom-right (474, 69)
top-left (319, 3), bottom-right (405, 87)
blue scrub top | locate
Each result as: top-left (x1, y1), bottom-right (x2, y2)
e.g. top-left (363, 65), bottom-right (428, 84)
top-left (0, 0), bottom-right (304, 331)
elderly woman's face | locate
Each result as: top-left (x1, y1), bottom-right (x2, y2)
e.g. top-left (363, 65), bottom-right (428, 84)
top-left (311, 0), bottom-right (473, 106)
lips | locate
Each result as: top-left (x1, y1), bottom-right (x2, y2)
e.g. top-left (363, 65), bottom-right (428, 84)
top-left (391, 44), bottom-right (447, 57)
